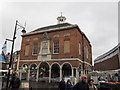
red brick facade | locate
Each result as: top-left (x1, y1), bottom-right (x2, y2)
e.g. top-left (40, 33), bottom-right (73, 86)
top-left (19, 19), bottom-right (92, 82)
top-left (20, 28), bottom-right (92, 64)
top-left (94, 55), bottom-right (119, 71)
top-left (94, 43), bottom-right (120, 71)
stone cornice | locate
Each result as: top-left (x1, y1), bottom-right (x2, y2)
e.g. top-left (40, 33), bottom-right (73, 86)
top-left (19, 58), bottom-right (92, 66)
top-left (22, 25), bottom-right (77, 36)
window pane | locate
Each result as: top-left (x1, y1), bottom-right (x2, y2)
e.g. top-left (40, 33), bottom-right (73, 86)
top-left (32, 43), bottom-right (38, 55)
top-left (54, 41), bottom-right (59, 54)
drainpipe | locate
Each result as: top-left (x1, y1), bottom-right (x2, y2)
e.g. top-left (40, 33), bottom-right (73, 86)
top-left (82, 32), bottom-right (85, 75)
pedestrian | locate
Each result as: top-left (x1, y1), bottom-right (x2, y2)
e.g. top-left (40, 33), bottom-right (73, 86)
top-left (66, 79), bottom-right (72, 90)
top-left (9, 72), bottom-right (21, 90)
top-left (58, 77), bottom-right (66, 90)
top-left (118, 70), bottom-right (120, 82)
top-left (72, 75), bottom-right (89, 90)
top-left (88, 79), bottom-right (97, 90)
top-left (114, 73), bottom-right (118, 82)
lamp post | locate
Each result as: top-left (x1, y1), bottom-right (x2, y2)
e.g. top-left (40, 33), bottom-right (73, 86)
top-left (6, 20), bottom-right (26, 90)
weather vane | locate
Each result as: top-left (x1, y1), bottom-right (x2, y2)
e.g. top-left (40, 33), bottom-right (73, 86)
top-left (61, 12), bottom-right (63, 16)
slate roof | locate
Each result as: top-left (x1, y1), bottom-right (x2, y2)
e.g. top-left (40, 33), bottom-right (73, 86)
top-left (22, 23), bottom-right (77, 36)
top-left (94, 43), bottom-right (119, 62)
top-left (31, 23), bottom-right (73, 32)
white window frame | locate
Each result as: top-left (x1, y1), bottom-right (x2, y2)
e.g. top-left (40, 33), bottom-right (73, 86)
top-left (32, 43), bottom-right (38, 56)
top-left (53, 41), bottom-right (59, 54)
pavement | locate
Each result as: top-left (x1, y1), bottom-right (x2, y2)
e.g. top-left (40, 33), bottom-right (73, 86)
top-left (2, 80), bottom-right (59, 90)
top-left (21, 80), bottom-right (59, 90)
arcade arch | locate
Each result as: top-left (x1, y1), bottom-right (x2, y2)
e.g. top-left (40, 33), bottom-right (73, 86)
top-left (21, 63), bottom-right (29, 80)
top-left (51, 63), bottom-right (60, 78)
top-left (29, 63), bottom-right (37, 81)
top-left (62, 63), bottom-right (72, 77)
top-left (39, 62), bottom-right (49, 78)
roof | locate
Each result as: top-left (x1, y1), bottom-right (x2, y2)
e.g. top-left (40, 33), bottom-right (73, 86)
top-left (22, 22), bottom-right (92, 47)
top-left (94, 43), bottom-right (119, 63)
top-left (22, 23), bottom-right (77, 36)
top-left (32, 23), bottom-right (72, 32)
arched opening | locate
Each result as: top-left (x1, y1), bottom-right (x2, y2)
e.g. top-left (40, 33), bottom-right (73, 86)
top-left (21, 64), bottom-right (29, 80)
top-left (39, 62), bottom-right (49, 78)
top-left (30, 64), bottom-right (37, 81)
top-left (51, 63), bottom-right (60, 78)
top-left (62, 63), bottom-right (72, 77)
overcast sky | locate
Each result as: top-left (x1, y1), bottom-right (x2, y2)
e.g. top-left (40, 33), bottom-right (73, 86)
top-left (0, 1), bottom-right (118, 61)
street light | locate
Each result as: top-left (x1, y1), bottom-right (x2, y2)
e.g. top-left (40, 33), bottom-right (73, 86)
top-left (6, 39), bottom-right (13, 42)
top-left (6, 20), bottom-right (26, 90)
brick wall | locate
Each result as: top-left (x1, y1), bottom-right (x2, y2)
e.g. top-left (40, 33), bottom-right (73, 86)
top-left (94, 54), bottom-right (119, 71)
top-left (20, 27), bottom-right (92, 66)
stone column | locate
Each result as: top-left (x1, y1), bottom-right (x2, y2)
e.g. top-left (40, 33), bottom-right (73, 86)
top-left (28, 68), bottom-right (30, 81)
top-left (19, 68), bottom-right (22, 80)
top-left (76, 68), bottom-right (79, 82)
top-left (81, 65), bottom-right (83, 75)
top-left (49, 67), bottom-right (51, 83)
top-left (60, 66), bottom-right (62, 81)
top-left (36, 68), bottom-right (39, 82)
top-left (72, 68), bottom-right (74, 77)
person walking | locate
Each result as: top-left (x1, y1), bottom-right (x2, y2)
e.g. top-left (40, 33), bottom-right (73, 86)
top-left (58, 77), bottom-right (66, 90)
top-left (66, 79), bottom-right (72, 90)
top-left (9, 72), bottom-right (21, 90)
top-left (72, 75), bottom-right (89, 90)
top-left (88, 79), bottom-right (97, 90)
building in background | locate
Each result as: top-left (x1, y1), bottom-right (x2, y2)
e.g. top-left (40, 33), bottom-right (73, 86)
top-left (19, 15), bottom-right (92, 82)
top-left (94, 43), bottom-right (120, 71)
top-left (12, 50), bottom-right (20, 72)
top-left (2, 50), bottom-right (20, 74)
